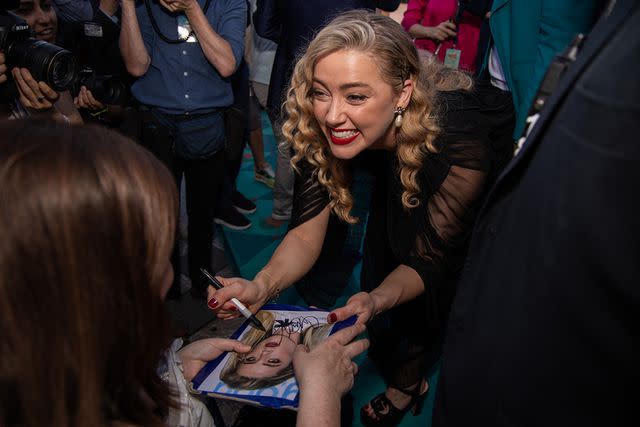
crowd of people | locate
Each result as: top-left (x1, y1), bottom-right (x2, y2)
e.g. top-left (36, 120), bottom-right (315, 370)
top-left (1, 0), bottom-right (638, 426)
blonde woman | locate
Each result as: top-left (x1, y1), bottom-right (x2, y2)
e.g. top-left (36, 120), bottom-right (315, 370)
top-left (220, 311), bottom-right (334, 390)
top-left (209, 10), bottom-right (514, 426)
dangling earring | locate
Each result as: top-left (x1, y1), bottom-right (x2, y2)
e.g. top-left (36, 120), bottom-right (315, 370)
top-left (394, 106), bottom-right (406, 128)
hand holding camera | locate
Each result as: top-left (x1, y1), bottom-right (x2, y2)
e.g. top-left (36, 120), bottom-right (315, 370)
top-left (74, 85), bottom-right (105, 110)
top-left (11, 66), bottom-right (59, 110)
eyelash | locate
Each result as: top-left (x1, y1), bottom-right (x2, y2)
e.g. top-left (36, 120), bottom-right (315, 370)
top-left (347, 94), bottom-right (367, 103)
top-left (311, 89), bottom-right (328, 99)
top-left (311, 89), bottom-right (368, 104)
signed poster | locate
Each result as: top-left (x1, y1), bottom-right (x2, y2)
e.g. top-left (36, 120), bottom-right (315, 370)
top-left (191, 304), bottom-right (356, 409)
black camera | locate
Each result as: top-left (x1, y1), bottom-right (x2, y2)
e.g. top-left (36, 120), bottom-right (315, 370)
top-left (76, 66), bottom-right (129, 105)
top-left (0, 8), bottom-right (77, 92)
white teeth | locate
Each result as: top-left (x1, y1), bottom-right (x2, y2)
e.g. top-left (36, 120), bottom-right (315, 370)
top-left (331, 129), bottom-right (358, 138)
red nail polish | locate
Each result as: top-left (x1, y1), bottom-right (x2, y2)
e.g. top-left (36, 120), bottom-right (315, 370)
top-left (328, 313), bottom-right (337, 323)
top-left (207, 298), bottom-right (218, 309)
top-left (230, 306), bottom-right (238, 311)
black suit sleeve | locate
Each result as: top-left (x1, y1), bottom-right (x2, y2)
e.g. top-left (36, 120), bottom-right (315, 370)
top-left (375, 0), bottom-right (401, 12)
top-left (464, 0), bottom-right (492, 17)
top-left (253, 0), bottom-right (282, 43)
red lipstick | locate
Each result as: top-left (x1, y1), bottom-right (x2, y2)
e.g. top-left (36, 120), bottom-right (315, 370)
top-left (329, 129), bottom-right (360, 145)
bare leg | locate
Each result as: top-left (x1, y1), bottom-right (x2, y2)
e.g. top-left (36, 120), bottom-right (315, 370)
top-left (249, 127), bottom-right (267, 171)
top-left (248, 83), bottom-right (275, 187)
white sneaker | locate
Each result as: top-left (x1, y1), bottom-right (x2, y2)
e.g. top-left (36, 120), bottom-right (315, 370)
top-left (255, 163), bottom-right (275, 188)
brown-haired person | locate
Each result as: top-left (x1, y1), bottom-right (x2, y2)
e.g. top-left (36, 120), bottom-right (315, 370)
top-left (207, 10), bottom-right (514, 427)
top-left (0, 120), bottom-right (368, 427)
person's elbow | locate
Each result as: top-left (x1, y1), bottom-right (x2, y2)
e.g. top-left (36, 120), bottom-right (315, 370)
top-left (406, 22), bottom-right (420, 35)
top-left (119, 38), bottom-right (151, 77)
top-left (125, 57), bottom-right (151, 77)
top-left (127, 64), bottom-right (149, 78)
top-left (217, 58), bottom-right (237, 78)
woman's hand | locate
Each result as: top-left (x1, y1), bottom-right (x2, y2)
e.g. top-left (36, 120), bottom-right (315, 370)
top-left (327, 292), bottom-right (377, 325)
top-left (427, 21), bottom-right (457, 42)
top-left (206, 276), bottom-right (271, 320)
top-left (177, 338), bottom-right (251, 382)
top-left (74, 85), bottom-right (106, 110)
top-left (293, 323), bottom-right (369, 398)
top-left (12, 67), bottom-right (59, 110)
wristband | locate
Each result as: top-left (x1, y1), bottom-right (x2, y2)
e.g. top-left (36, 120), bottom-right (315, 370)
top-left (89, 106), bottom-right (109, 119)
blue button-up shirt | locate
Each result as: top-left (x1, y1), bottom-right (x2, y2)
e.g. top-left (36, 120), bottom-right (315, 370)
top-left (132, 0), bottom-right (247, 114)
top-left (53, 0), bottom-right (94, 22)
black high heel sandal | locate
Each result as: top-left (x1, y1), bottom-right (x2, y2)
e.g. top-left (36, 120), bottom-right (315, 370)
top-left (360, 379), bottom-right (429, 427)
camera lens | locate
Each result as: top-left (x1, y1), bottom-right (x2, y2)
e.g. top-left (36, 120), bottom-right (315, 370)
top-left (48, 50), bottom-right (77, 91)
top-left (82, 74), bottom-right (128, 105)
top-left (7, 39), bottom-right (77, 92)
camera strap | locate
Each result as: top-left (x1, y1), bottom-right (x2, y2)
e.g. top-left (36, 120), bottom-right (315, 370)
top-left (9, 98), bottom-right (29, 120)
top-left (144, 0), bottom-right (212, 44)
top-left (436, 1), bottom-right (467, 69)
top-left (515, 33), bottom-right (586, 154)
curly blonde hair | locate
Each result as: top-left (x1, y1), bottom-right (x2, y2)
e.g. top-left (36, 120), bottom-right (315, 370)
top-left (220, 312), bottom-right (332, 390)
top-left (282, 10), bottom-right (473, 223)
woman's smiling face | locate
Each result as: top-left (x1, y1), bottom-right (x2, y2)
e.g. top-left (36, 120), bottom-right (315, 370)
top-left (236, 332), bottom-right (300, 379)
top-left (13, 0), bottom-right (58, 43)
top-left (311, 49), bottom-right (412, 159)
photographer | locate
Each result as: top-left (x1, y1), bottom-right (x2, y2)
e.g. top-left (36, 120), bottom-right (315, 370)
top-left (120, 0), bottom-right (247, 298)
top-left (6, 0), bottom-right (82, 124)
top-left (66, 0), bottom-right (134, 128)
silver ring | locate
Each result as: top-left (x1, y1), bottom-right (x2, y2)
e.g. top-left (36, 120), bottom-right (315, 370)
top-left (37, 96), bottom-right (45, 102)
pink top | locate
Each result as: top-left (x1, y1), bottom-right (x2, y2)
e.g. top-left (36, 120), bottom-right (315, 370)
top-left (401, 0), bottom-right (482, 73)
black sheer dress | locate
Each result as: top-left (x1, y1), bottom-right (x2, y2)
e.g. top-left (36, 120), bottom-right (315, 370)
top-left (289, 86), bottom-right (515, 388)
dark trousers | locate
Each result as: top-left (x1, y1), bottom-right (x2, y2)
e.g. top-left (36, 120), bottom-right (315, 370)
top-left (217, 105), bottom-right (247, 214)
top-left (137, 108), bottom-right (226, 295)
top-left (173, 152), bottom-right (225, 292)
top-left (217, 59), bottom-right (250, 214)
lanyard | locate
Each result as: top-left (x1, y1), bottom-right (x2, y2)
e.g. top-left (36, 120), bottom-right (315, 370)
top-left (516, 33), bottom-right (586, 152)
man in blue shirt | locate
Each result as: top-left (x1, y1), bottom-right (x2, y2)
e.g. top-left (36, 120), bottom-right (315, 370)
top-left (120, 0), bottom-right (247, 298)
top-left (53, 0), bottom-right (94, 22)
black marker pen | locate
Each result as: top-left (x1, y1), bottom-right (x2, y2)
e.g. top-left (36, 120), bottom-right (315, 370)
top-left (200, 268), bottom-right (266, 332)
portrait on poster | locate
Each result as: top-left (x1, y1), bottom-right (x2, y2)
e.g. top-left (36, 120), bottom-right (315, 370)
top-left (191, 304), bottom-right (356, 409)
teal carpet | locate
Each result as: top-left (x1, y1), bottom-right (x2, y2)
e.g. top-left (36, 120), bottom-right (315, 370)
top-left (222, 112), bottom-right (437, 426)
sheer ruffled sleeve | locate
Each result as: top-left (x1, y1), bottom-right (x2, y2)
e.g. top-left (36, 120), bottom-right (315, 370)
top-left (393, 90), bottom-right (497, 291)
top-left (288, 154), bottom-right (330, 230)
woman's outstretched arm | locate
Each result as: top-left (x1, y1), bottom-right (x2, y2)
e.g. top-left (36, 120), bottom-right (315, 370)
top-left (208, 206), bottom-right (330, 317)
